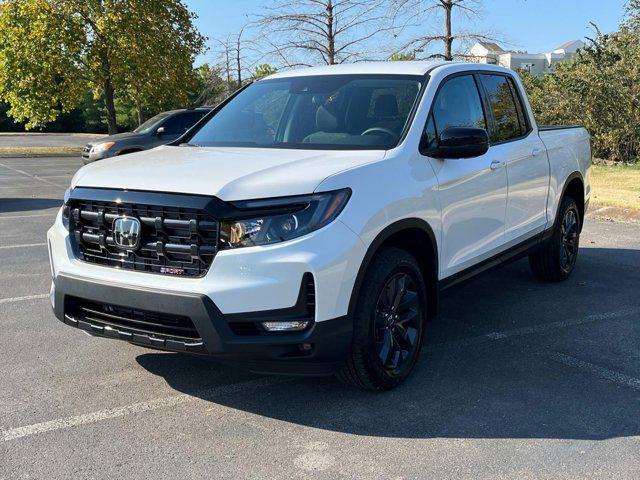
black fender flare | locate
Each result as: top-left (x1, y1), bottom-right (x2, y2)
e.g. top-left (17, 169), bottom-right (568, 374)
top-left (347, 218), bottom-right (439, 319)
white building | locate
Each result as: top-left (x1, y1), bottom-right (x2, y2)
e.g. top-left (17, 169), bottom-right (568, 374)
top-left (468, 40), bottom-right (585, 76)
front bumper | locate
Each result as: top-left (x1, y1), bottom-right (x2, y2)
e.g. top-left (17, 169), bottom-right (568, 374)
top-left (52, 273), bottom-right (352, 375)
top-left (47, 198), bottom-right (366, 374)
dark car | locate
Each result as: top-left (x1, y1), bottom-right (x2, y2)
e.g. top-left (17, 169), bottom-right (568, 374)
top-left (82, 107), bottom-right (212, 164)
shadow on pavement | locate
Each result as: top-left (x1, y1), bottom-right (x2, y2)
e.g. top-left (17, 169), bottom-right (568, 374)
top-left (0, 197), bottom-right (61, 213)
top-left (136, 247), bottom-right (640, 440)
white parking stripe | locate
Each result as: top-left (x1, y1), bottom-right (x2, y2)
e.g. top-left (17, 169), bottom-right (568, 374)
top-left (542, 351), bottom-right (640, 391)
top-left (2, 376), bottom-right (291, 442)
top-left (0, 161), bottom-right (65, 187)
top-left (430, 308), bottom-right (639, 351)
top-left (0, 242), bottom-right (47, 250)
top-left (0, 294), bottom-right (48, 305)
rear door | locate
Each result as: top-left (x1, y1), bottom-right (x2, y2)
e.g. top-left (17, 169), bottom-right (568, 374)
top-left (423, 74), bottom-right (508, 279)
top-left (478, 74), bottom-right (549, 243)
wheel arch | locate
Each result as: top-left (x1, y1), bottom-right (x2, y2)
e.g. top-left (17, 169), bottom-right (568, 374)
top-left (557, 172), bottom-right (585, 232)
top-left (348, 218), bottom-right (439, 320)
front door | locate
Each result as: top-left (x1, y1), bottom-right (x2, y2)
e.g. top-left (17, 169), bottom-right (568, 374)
top-left (423, 74), bottom-right (508, 279)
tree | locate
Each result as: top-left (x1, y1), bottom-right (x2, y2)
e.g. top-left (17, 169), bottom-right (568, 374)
top-left (253, 64), bottom-right (277, 79)
top-left (191, 63), bottom-right (228, 106)
top-left (212, 26), bottom-right (259, 95)
top-left (257, 0), bottom-right (390, 66)
top-left (518, 11), bottom-right (640, 164)
top-left (0, 0), bottom-right (205, 134)
top-left (392, 0), bottom-right (498, 61)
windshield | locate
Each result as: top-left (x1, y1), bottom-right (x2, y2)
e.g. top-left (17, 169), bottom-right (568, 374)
top-left (187, 75), bottom-right (424, 150)
top-left (134, 112), bottom-right (172, 133)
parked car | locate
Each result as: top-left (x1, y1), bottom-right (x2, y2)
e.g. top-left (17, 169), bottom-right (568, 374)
top-left (81, 107), bottom-right (212, 164)
top-left (49, 62), bottom-right (591, 390)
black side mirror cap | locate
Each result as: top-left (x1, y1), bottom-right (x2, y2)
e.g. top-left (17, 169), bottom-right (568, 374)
top-left (156, 126), bottom-right (166, 135)
top-left (423, 127), bottom-right (490, 159)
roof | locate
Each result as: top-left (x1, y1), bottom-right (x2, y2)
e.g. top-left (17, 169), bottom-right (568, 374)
top-left (555, 39), bottom-right (582, 50)
top-left (264, 61), bottom-right (450, 79)
top-left (476, 41), bottom-right (504, 52)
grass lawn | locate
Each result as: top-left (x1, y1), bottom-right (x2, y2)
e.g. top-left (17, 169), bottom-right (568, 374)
top-left (590, 164), bottom-right (640, 210)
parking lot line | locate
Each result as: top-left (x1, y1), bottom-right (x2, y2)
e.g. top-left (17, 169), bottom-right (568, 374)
top-left (0, 242), bottom-right (47, 250)
top-left (431, 308), bottom-right (639, 351)
top-left (541, 351), bottom-right (640, 391)
top-left (1, 376), bottom-right (293, 442)
top-left (0, 161), bottom-right (66, 187)
top-left (0, 294), bottom-right (48, 305)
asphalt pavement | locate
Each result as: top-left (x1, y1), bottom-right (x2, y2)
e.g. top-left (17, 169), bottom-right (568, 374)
top-left (1, 155), bottom-right (639, 479)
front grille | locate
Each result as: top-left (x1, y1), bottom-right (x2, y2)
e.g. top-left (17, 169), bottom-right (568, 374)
top-left (66, 296), bottom-right (201, 341)
top-left (69, 197), bottom-right (218, 277)
top-left (82, 145), bottom-right (91, 158)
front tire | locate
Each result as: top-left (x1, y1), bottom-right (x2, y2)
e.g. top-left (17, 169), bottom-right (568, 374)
top-left (337, 248), bottom-right (428, 390)
top-left (529, 196), bottom-right (581, 281)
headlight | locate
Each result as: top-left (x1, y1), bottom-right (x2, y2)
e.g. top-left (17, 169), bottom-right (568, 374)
top-left (90, 141), bottom-right (115, 154)
top-left (62, 188), bottom-right (71, 229)
top-left (219, 189), bottom-right (351, 249)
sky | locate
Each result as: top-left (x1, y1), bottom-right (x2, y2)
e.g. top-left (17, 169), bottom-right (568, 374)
top-left (185, 0), bottom-right (627, 65)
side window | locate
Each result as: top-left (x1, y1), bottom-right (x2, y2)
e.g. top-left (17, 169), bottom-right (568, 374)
top-left (180, 112), bottom-right (207, 132)
top-left (479, 74), bottom-right (524, 143)
top-left (422, 113), bottom-right (437, 150)
top-left (160, 114), bottom-right (183, 135)
top-left (430, 75), bottom-right (486, 135)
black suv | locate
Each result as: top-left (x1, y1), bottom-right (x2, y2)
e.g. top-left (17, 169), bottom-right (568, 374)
top-left (82, 107), bottom-right (212, 164)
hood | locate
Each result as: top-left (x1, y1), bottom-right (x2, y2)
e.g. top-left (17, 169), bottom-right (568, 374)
top-left (87, 131), bottom-right (142, 146)
top-left (72, 145), bottom-right (386, 200)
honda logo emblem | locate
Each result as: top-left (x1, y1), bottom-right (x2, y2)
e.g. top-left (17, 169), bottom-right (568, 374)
top-left (113, 217), bottom-right (141, 250)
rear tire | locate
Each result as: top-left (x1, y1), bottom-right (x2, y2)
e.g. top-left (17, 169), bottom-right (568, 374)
top-left (337, 248), bottom-right (428, 391)
top-left (529, 196), bottom-right (581, 282)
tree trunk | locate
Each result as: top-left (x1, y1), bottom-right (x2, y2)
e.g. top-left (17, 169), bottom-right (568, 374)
top-left (103, 80), bottom-right (117, 135)
top-left (443, 1), bottom-right (453, 61)
top-left (236, 36), bottom-right (242, 89)
top-left (326, 0), bottom-right (336, 64)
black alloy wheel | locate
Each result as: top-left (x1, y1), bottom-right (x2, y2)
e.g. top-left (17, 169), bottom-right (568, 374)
top-left (373, 272), bottom-right (422, 375)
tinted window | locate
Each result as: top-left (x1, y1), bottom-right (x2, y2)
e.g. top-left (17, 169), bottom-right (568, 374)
top-left (161, 114), bottom-right (184, 135)
top-left (187, 75), bottom-right (424, 150)
top-left (431, 75), bottom-right (486, 134)
top-left (480, 74), bottom-right (523, 143)
top-left (422, 113), bottom-right (437, 150)
top-left (180, 112), bottom-right (208, 132)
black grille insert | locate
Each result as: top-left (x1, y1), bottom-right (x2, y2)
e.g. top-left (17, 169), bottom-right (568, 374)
top-left (66, 296), bottom-right (201, 341)
top-left (69, 197), bottom-right (218, 277)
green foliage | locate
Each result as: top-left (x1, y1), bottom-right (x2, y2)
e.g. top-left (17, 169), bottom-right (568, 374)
top-left (390, 51), bottom-right (417, 61)
top-left (0, 0), bottom-right (205, 133)
top-left (253, 64), bottom-right (277, 80)
top-left (520, 7), bottom-right (640, 163)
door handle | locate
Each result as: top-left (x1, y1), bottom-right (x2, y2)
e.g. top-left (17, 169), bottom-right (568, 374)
top-left (532, 148), bottom-right (543, 156)
top-left (490, 160), bottom-right (505, 170)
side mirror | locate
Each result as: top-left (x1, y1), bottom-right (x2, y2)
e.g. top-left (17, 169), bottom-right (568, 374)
top-left (424, 127), bottom-right (489, 159)
top-left (155, 126), bottom-right (165, 136)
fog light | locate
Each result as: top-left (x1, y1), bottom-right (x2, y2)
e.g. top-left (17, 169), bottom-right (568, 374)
top-left (261, 320), bottom-right (310, 332)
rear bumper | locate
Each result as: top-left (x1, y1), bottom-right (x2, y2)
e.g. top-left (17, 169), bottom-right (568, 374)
top-left (52, 273), bottom-right (352, 375)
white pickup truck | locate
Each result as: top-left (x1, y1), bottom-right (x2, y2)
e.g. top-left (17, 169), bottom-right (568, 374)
top-left (48, 61), bottom-right (591, 390)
